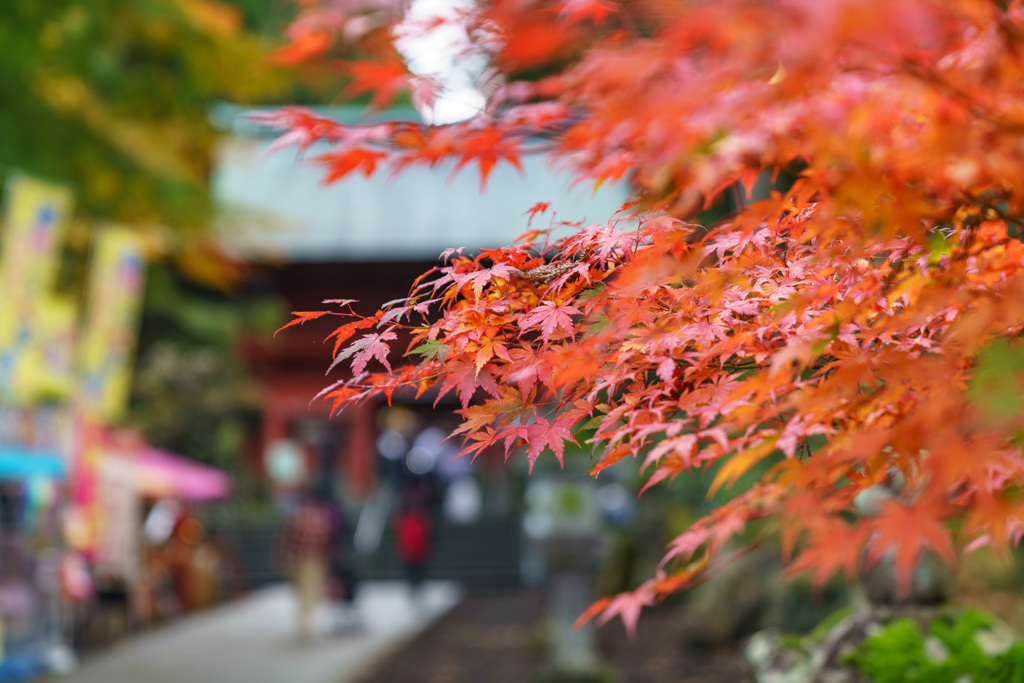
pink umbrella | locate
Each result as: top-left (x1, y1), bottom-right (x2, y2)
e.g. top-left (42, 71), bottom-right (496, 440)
top-left (136, 448), bottom-right (232, 502)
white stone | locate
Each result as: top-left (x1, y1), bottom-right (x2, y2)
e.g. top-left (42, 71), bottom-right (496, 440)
top-left (975, 624), bottom-right (1017, 657)
top-left (924, 635), bottom-right (949, 663)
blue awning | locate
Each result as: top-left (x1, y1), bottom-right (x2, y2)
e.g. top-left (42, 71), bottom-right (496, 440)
top-left (0, 447), bottom-right (67, 480)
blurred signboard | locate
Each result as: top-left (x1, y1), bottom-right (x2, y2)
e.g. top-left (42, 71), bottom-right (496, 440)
top-left (77, 226), bottom-right (146, 422)
top-left (0, 173), bottom-right (74, 404)
top-left (94, 452), bottom-right (140, 580)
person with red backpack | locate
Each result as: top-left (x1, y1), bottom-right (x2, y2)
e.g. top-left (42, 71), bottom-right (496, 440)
top-left (393, 491), bottom-right (433, 603)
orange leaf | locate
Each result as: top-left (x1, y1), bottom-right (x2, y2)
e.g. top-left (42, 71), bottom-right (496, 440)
top-left (590, 446), bottom-right (632, 476)
top-left (572, 597), bottom-right (611, 632)
top-left (271, 31), bottom-right (331, 66)
top-left (275, 311), bottom-right (330, 337)
top-left (786, 519), bottom-right (870, 586)
top-left (708, 437), bottom-right (778, 498)
top-left (865, 501), bottom-right (956, 598)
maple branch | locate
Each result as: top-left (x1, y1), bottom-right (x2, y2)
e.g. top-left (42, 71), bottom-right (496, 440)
top-left (507, 259), bottom-right (580, 283)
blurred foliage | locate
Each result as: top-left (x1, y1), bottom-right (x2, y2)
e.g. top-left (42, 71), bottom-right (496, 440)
top-left (843, 610), bottom-right (1024, 683)
top-left (0, 1), bottom-right (319, 478)
top-left (970, 338), bottom-right (1024, 424)
top-left (226, 0), bottom-right (296, 34)
top-left (0, 0), bottom-right (291, 238)
top-left (129, 264), bottom-right (286, 468)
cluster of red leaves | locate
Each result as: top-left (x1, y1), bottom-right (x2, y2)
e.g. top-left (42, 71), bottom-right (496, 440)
top-left (273, 0), bottom-right (1024, 635)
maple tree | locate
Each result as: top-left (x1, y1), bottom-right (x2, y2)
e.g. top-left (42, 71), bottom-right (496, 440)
top-left (270, 0), bottom-right (1024, 634)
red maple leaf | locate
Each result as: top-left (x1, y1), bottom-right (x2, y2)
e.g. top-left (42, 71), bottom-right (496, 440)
top-left (343, 60), bottom-right (410, 110)
top-left (436, 360), bottom-right (500, 408)
top-left (522, 415), bottom-right (577, 471)
top-left (595, 581), bottom-right (656, 638)
top-left (275, 311), bottom-right (331, 337)
top-left (525, 201), bottom-right (552, 225)
top-left (451, 127), bottom-right (524, 189)
top-left (519, 301), bottom-right (581, 342)
top-left (333, 330), bottom-right (398, 375)
top-left (496, 20), bottom-right (576, 72)
top-left (314, 146), bottom-right (388, 181)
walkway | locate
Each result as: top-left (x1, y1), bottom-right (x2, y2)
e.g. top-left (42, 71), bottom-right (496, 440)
top-left (56, 582), bottom-right (460, 683)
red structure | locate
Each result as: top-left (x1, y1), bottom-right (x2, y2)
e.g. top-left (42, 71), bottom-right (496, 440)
top-left (245, 261), bottom-right (441, 498)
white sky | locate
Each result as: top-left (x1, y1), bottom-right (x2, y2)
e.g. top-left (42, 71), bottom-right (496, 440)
top-left (394, 0), bottom-right (488, 124)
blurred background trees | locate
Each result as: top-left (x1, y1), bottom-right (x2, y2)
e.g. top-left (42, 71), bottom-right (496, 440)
top-left (0, 0), bottom-right (321, 472)
top-left (0, 0), bottom-right (284, 236)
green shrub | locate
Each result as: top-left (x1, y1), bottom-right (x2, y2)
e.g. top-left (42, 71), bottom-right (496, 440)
top-left (843, 610), bottom-right (1024, 682)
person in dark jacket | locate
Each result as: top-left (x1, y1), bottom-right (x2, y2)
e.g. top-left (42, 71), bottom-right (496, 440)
top-left (325, 500), bottom-right (361, 633)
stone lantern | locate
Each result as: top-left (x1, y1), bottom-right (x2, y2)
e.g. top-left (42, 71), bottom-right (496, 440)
top-left (523, 476), bottom-right (609, 681)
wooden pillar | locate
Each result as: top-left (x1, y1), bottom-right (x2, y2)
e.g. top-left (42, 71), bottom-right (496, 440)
top-left (345, 401), bottom-right (376, 498)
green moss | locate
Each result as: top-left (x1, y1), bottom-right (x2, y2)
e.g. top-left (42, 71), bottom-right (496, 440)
top-left (843, 610), bottom-right (1024, 683)
top-left (845, 619), bottom-right (926, 683)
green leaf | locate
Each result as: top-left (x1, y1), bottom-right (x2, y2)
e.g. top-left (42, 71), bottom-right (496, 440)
top-left (407, 338), bottom-right (447, 361)
top-left (927, 232), bottom-right (952, 265)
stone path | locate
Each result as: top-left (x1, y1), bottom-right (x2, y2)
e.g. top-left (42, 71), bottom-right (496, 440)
top-left (53, 582), bottom-right (460, 683)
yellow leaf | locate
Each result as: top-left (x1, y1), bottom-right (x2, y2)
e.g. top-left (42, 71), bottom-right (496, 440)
top-left (708, 437), bottom-right (778, 498)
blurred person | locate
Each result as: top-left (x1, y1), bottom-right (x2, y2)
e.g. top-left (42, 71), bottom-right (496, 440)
top-left (141, 547), bottom-right (180, 624)
top-left (282, 488), bottom-right (333, 642)
top-left (188, 540), bottom-right (219, 610)
top-left (393, 485), bottom-right (433, 604)
top-left (167, 514), bottom-right (198, 612)
top-left (325, 499), bottom-right (361, 633)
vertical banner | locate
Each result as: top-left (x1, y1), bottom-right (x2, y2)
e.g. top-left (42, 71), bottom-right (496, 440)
top-left (77, 226), bottom-right (146, 422)
top-left (0, 173), bottom-right (74, 404)
top-left (71, 227), bottom-right (146, 555)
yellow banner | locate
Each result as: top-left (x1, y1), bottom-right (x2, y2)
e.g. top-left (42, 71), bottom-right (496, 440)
top-left (21, 296), bottom-right (77, 401)
top-left (0, 173), bottom-right (75, 403)
top-left (78, 227), bottom-right (146, 422)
